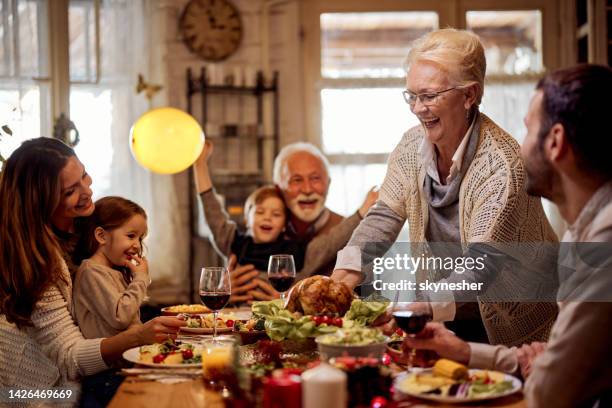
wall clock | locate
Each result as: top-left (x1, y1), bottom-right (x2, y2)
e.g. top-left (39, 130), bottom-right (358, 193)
top-left (179, 0), bottom-right (243, 61)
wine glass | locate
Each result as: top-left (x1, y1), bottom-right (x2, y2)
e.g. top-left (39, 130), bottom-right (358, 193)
top-left (199, 266), bottom-right (231, 339)
top-left (267, 254), bottom-right (296, 300)
top-left (392, 303), bottom-right (432, 370)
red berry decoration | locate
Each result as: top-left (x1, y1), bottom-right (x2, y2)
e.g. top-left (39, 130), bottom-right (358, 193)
top-left (370, 396), bottom-right (388, 408)
top-left (153, 354), bottom-right (166, 364)
top-left (381, 353), bottom-right (391, 366)
top-left (225, 319), bottom-right (234, 328)
top-left (333, 317), bottom-right (343, 327)
top-left (182, 349), bottom-right (193, 360)
top-left (321, 315), bottom-right (331, 325)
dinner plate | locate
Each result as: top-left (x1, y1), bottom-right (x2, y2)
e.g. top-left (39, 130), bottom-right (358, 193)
top-left (122, 346), bottom-right (202, 368)
top-left (394, 369), bottom-right (522, 404)
top-left (161, 305), bottom-right (210, 316)
top-left (180, 326), bottom-right (233, 334)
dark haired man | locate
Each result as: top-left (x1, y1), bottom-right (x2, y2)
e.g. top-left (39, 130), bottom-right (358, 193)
top-left (401, 64), bottom-right (612, 408)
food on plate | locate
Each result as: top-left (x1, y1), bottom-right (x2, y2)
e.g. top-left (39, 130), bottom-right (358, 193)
top-left (251, 299), bottom-right (339, 341)
top-left (311, 315), bottom-right (343, 327)
top-left (399, 360), bottom-right (515, 399)
top-left (433, 358), bottom-right (468, 380)
top-left (162, 304), bottom-right (210, 315)
top-left (285, 276), bottom-right (353, 316)
top-left (139, 339), bottom-right (202, 365)
top-left (179, 313), bottom-right (235, 329)
top-left (317, 327), bottom-right (387, 346)
top-left (234, 317), bottom-right (266, 332)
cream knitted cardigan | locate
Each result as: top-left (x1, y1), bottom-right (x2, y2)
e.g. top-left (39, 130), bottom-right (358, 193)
top-left (0, 258), bottom-right (108, 394)
top-left (380, 113), bottom-right (559, 346)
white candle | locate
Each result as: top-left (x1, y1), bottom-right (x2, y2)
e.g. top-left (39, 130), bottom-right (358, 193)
top-left (302, 362), bottom-right (347, 408)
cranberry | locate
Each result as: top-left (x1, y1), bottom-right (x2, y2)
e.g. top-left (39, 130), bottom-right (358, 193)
top-left (153, 354), bottom-right (166, 364)
top-left (321, 316), bottom-right (331, 325)
top-left (225, 319), bottom-right (234, 328)
top-left (312, 316), bottom-right (323, 326)
top-left (182, 349), bottom-right (194, 360)
top-left (333, 317), bottom-right (343, 327)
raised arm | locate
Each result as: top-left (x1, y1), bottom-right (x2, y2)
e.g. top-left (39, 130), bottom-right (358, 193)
top-left (193, 141), bottom-right (237, 257)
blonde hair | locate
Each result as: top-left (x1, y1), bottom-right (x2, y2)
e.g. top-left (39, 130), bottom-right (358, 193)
top-left (405, 28), bottom-right (486, 105)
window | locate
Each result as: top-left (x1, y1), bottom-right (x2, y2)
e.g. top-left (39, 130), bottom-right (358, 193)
top-left (0, 0), bottom-right (51, 158)
top-left (467, 10), bottom-right (544, 143)
top-left (0, 0), bottom-right (116, 195)
top-left (319, 11), bottom-right (438, 217)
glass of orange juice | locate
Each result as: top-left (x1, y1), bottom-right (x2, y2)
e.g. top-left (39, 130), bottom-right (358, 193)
top-left (202, 336), bottom-right (237, 391)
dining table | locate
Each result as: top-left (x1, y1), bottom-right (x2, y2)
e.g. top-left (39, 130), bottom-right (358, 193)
top-left (108, 377), bottom-right (526, 408)
top-left (109, 307), bottom-right (527, 408)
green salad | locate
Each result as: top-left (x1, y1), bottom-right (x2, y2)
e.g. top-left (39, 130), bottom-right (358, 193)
top-left (250, 297), bottom-right (389, 342)
top-left (318, 327), bottom-right (387, 346)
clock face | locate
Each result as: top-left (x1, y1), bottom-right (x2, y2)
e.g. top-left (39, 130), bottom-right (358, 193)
top-left (179, 0), bottom-right (243, 61)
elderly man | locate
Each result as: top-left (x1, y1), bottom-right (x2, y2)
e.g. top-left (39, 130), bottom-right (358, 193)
top-left (403, 64), bottom-right (612, 408)
top-left (272, 142), bottom-right (376, 275)
top-left (226, 142), bottom-right (376, 303)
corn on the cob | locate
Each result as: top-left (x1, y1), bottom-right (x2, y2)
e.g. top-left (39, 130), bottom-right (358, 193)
top-left (433, 358), bottom-right (468, 380)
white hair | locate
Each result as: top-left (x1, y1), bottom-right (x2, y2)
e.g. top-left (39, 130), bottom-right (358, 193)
top-left (272, 142), bottom-right (330, 188)
top-left (404, 28), bottom-right (486, 106)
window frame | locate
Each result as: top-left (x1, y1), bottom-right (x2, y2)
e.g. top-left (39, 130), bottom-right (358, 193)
top-left (300, 0), bottom-right (562, 149)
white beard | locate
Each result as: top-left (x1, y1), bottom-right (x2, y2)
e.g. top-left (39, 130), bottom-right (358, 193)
top-left (287, 193), bottom-right (325, 223)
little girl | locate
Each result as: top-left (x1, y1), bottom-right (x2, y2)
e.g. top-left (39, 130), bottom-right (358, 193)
top-left (73, 196), bottom-right (150, 339)
top-left (193, 141), bottom-right (373, 276)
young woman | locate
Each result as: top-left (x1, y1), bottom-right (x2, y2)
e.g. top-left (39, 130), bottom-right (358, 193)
top-left (0, 138), bottom-right (184, 392)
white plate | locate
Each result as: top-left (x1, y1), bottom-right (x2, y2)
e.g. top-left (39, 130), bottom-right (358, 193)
top-left (122, 346), bottom-right (202, 368)
top-left (180, 326), bottom-right (233, 334)
top-left (394, 369), bottom-right (522, 404)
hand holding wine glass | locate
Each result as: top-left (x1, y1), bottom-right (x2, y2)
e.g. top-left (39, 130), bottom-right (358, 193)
top-left (392, 302), bottom-right (433, 370)
top-left (200, 266), bottom-right (231, 339)
top-left (267, 254), bottom-right (296, 300)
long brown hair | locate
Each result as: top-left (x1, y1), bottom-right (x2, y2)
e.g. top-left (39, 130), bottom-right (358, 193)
top-left (74, 196), bottom-right (148, 265)
top-left (0, 138), bottom-right (75, 327)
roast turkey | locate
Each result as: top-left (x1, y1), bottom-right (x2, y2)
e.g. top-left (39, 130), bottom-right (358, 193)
top-left (285, 275), bottom-right (354, 316)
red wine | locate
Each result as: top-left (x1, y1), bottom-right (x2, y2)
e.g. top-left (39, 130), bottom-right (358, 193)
top-left (392, 311), bottom-right (432, 334)
top-left (269, 276), bottom-right (295, 292)
top-left (200, 292), bottom-right (230, 310)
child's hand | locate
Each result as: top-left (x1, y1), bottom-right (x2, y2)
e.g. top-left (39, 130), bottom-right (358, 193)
top-left (195, 140), bottom-right (214, 166)
top-left (126, 254), bottom-right (150, 284)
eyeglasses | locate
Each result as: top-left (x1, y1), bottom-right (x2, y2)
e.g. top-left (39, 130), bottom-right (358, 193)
top-left (402, 87), bottom-right (458, 107)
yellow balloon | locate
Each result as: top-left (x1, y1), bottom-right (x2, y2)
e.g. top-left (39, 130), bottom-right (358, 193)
top-left (130, 107), bottom-right (204, 174)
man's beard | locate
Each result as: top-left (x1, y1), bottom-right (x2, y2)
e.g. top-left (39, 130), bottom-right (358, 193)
top-left (287, 193), bottom-right (326, 223)
top-left (524, 139), bottom-right (555, 200)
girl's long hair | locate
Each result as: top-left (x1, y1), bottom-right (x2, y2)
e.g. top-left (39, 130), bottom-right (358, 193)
top-left (0, 138), bottom-right (75, 327)
top-left (74, 196), bottom-right (148, 265)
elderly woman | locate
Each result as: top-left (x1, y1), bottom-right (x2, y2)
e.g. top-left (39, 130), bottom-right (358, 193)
top-left (332, 28), bottom-right (558, 345)
top-left (0, 138), bottom-right (184, 396)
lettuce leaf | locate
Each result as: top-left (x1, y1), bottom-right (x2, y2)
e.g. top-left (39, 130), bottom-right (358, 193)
top-left (344, 299), bottom-right (389, 326)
